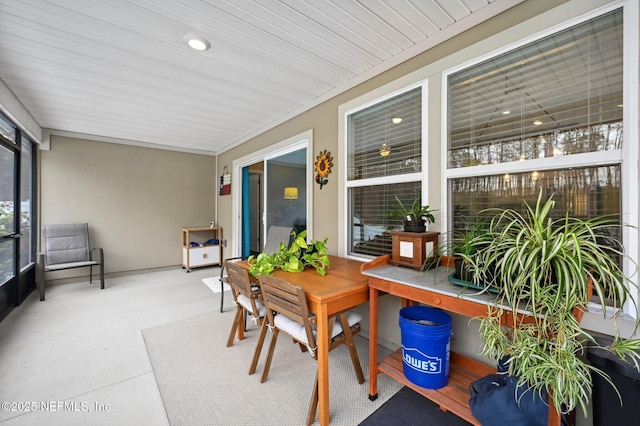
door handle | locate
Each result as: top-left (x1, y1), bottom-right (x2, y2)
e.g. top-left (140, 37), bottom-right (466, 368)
top-left (1, 233), bottom-right (22, 239)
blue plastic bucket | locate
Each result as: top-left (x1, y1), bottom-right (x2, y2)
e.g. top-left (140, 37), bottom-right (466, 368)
top-left (399, 305), bottom-right (452, 389)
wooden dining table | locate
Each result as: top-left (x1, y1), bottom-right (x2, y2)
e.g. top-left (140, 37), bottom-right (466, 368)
top-left (236, 255), bottom-right (369, 426)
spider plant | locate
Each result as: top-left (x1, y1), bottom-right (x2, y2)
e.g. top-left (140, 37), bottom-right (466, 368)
top-left (389, 196), bottom-right (435, 224)
top-left (467, 190), bottom-right (640, 417)
top-left (452, 217), bottom-right (488, 282)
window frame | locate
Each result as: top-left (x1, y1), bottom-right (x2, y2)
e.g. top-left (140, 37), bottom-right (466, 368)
top-left (441, 1), bottom-right (639, 318)
top-left (342, 80), bottom-right (429, 260)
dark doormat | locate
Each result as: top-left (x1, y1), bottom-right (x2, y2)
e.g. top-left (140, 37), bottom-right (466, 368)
top-left (358, 386), bottom-right (473, 426)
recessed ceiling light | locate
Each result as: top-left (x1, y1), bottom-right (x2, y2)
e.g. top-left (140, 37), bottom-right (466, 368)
top-left (533, 119), bottom-right (543, 125)
top-left (185, 35), bottom-right (210, 51)
top-left (502, 110), bottom-right (510, 115)
top-left (391, 117), bottom-right (402, 124)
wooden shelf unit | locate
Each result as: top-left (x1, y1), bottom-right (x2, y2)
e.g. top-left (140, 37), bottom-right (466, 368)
top-left (378, 350), bottom-right (494, 425)
top-left (361, 255), bottom-right (563, 426)
top-left (181, 227), bottom-right (222, 271)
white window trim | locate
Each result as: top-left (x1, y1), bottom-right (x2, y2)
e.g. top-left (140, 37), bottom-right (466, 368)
top-left (229, 129), bottom-right (313, 259)
top-left (441, 0), bottom-right (639, 319)
top-left (621, 0), bottom-right (639, 318)
top-left (340, 80), bottom-right (428, 260)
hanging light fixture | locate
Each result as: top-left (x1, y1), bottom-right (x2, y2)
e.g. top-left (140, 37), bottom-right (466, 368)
top-left (379, 144), bottom-right (391, 157)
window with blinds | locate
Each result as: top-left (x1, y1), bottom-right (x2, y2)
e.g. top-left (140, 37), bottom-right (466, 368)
top-left (446, 8), bottom-right (625, 304)
top-left (350, 182), bottom-right (421, 257)
top-left (448, 8), bottom-right (623, 168)
top-left (346, 86), bottom-right (423, 258)
top-left (348, 87), bottom-right (422, 180)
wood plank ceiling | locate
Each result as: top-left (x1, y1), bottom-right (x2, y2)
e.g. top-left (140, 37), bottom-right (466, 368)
top-left (0, 0), bottom-right (523, 154)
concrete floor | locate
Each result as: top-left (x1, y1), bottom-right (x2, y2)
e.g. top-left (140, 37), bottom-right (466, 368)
top-left (0, 266), bottom-right (221, 426)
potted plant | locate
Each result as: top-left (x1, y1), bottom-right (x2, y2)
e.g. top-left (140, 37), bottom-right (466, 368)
top-left (389, 196), bottom-right (436, 233)
top-left (451, 218), bottom-right (487, 283)
top-left (466, 191), bottom-right (640, 418)
top-left (247, 230), bottom-right (330, 277)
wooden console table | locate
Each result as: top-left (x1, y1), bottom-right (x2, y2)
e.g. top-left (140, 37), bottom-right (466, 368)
top-left (361, 255), bottom-right (562, 426)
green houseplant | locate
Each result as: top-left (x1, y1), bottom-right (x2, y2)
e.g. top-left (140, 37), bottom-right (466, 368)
top-left (389, 196), bottom-right (436, 233)
top-left (451, 218), bottom-right (487, 283)
top-left (466, 191), bottom-right (640, 417)
top-left (247, 230), bottom-right (330, 277)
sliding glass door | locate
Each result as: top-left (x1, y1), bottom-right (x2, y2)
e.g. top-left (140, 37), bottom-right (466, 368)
top-left (0, 113), bottom-right (36, 321)
top-left (0, 138), bottom-right (18, 315)
top-left (264, 147), bottom-right (308, 238)
top-left (232, 132), bottom-right (311, 259)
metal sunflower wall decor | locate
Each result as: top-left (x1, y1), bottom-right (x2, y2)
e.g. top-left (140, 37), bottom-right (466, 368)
top-left (314, 150), bottom-right (333, 189)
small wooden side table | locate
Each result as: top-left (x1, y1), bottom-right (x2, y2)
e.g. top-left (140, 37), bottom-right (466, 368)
top-left (390, 231), bottom-right (439, 270)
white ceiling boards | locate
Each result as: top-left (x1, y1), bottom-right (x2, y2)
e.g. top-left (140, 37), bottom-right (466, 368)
top-left (0, 0), bottom-right (523, 154)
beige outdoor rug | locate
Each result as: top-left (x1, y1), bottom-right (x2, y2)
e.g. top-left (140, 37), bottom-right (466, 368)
top-left (142, 310), bottom-right (403, 425)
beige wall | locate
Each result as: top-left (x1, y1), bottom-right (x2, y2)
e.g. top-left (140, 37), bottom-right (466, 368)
top-left (40, 136), bottom-right (216, 281)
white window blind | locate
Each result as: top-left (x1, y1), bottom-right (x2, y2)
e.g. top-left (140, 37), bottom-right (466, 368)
top-left (348, 87), bottom-right (421, 180)
top-left (347, 86), bottom-right (423, 258)
top-left (446, 8), bottom-right (626, 306)
top-left (448, 9), bottom-right (623, 168)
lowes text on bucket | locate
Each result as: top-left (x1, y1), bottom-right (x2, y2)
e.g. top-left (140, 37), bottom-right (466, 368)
top-left (402, 346), bottom-right (442, 374)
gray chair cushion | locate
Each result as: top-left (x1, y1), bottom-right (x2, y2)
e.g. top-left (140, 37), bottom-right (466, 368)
top-left (263, 226), bottom-right (293, 254)
top-left (45, 260), bottom-right (99, 271)
top-left (43, 223), bottom-right (92, 266)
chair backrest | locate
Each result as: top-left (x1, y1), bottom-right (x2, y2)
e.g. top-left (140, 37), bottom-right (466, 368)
top-left (262, 226), bottom-right (293, 254)
top-left (226, 260), bottom-right (254, 298)
top-left (226, 260), bottom-right (262, 316)
top-left (259, 274), bottom-right (316, 350)
top-left (42, 223), bottom-right (91, 266)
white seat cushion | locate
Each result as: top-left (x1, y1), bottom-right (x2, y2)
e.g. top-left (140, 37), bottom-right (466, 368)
top-left (237, 294), bottom-right (267, 318)
top-left (274, 311), bottom-right (362, 345)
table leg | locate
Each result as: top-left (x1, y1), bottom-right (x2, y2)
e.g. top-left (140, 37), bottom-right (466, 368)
top-left (368, 286), bottom-right (379, 400)
top-left (317, 303), bottom-right (330, 426)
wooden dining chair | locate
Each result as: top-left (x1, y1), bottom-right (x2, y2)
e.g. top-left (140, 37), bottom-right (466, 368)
top-left (225, 261), bottom-right (269, 374)
top-left (258, 274), bottom-right (365, 426)
top-left (218, 225), bottom-right (293, 312)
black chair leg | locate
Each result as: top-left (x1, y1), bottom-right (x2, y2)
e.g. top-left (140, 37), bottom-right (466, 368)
top-left (37, 254), bottom-right (45, 301)
top-left (100, 265), bottom-right (105, 289)
top-left (99, 248), bottom-right (105, 289)
top-left (220, 282), bottom-right (225, 312)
